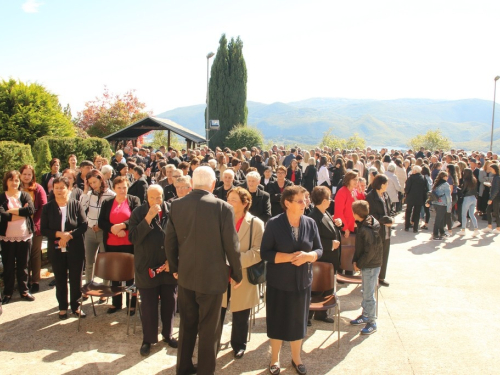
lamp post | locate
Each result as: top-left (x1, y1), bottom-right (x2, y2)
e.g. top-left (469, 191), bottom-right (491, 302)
top-left (206, 51), bottom-right (215, 146)
top-left (491, 76), bottom-right (500, 152)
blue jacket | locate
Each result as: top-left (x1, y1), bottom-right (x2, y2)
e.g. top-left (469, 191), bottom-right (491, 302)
top-left (431, 182), bottom-right (452, 213)
top-left (261, 213), bottom-right (322, 292)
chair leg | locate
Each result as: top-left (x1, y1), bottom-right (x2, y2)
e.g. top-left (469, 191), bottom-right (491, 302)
top-left (126, 291), bottom-right (132, 336)
top-left (77, 296), bottom-right (83, 332)
top-left (90, 296), bottom-right (97, 316)
top-left (337, 304), bottom-right (340, 349)
top-left (133, 290), bottom-right (141, 335)
top-left (248, 307), bottom-right (253, 342)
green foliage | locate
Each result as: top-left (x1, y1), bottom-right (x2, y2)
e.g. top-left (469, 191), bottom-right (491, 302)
top-left (407, 130), bottom-right (452, 151)
top-left (75, 86), bottom-right (151, 138)
top-left (0, 79), bottom-right (75, 146)
top-left (33, 137), bottom-right (111, 173)
top-left (208, 34), bottom-right (248, 149)
top-left (224, 125), bottom-right (263, 150)
top-left (321, 129), bottom-right (366, 150)
top-left (0, 141), bottom-right (35, 188)
top-left (145, 131), bottom-right (185, 151)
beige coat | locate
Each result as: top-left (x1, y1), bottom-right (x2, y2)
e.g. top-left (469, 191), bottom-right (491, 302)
top-left (222, 213), bottom-right (264, 312)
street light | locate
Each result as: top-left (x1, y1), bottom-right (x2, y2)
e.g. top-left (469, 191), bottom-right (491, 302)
top-left (491, 75), bottom-right (500, 152)
top-left (206, 51), bottom-right (215, 145)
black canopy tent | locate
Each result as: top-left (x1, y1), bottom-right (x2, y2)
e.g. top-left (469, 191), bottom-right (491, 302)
top-left (104, 116), bottom-right (206, 150)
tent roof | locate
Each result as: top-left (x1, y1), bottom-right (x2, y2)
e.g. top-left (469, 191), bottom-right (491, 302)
top-left (103, 116), bottom-right (206, 144)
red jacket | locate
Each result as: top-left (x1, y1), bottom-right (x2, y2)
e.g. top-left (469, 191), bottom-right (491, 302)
top-left (334, 186), bottom-right (355, 232)
top-left (33, 183), bottom-right (47, 236)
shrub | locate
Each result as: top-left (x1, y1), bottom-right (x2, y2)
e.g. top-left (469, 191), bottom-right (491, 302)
top-left (224, 125), bottom-right (263, 150)
top-left (0, 141), bottom-right (35, 190)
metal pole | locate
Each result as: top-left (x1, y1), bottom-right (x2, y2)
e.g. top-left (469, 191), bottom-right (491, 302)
top-left (206, 57), bottom-right (210, 145)
top-left (491, 76), bottom-right (500, 152)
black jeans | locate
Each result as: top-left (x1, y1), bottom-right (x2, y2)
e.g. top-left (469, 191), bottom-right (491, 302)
top-left (433, 205), bottom-right (447, 237)
top-left (486, 196), bottom-right (500, 226)
top-left (405, 203), bottom-right (422, 231)
top-left (1, 239), bottom-right (31, 297)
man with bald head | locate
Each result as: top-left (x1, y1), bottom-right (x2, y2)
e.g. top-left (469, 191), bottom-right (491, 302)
top-left (129, 185), bottom-right (177, 356)
top-left (165, 166), bottom-right (242, 375)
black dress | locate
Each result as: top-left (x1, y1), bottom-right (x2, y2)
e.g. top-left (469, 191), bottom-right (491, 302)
top-left (261, 213), bottom-right (322, 341)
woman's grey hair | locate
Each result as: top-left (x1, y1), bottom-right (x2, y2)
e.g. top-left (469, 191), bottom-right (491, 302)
top-left (115, 150), bottom-right (124, 156)
top-left (222, 169), bottom-right (235, 178)
top-left (246, 171), bottom-right (260, 181)
top-left (174, 175), bottom-right (191, 187)
top-left (387, 164), bottom-right (396, 172)
top-left (208, 159), bottom-right (217, 168)
top-left (412, 165), bottom-right (422, 174)
top-left (193, 166), bottom-right (216, 188)
top-left (308, 157), bottom-right (315, 166)
top-left (101, 165), bottom-right (113, 176)
top-left (165, 164), bottom-right (176, 171)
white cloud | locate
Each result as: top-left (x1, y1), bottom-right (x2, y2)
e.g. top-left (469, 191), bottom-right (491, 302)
top-left (22, 0), bottom-right (43, 13)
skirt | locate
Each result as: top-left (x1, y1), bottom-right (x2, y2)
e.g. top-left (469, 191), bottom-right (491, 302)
top-left (266, 284), bottom-right (311, 341)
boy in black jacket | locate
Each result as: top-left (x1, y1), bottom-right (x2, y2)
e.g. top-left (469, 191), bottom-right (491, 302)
top-left (349, 200), bottom-right (383, 335)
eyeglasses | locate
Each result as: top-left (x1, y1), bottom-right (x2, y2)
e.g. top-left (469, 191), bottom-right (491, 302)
top-left (291, 200), bottom-right (307, 205)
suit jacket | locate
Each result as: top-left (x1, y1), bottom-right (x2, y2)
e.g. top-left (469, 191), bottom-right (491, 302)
top-left (129, 201), bottom-right (176, 288)
top-left (40, 198), bottom-right (87, 255)
top-left (266, 180), bottom-right (294, 217)
top-left (98, 195), bottom-right (141, 251)
top-left (214, 184), bottom-right (235, 202)
top-left (222, 213), bottom-right (264, 312)
top-left (128, 176), bottom-right (148, 204)
top-left (165, 189), bottom-right (242, 294)
top-left (405, 173), bottom-right (428, 206)
top-left (308, 207), bottom-right (341, 270)
top-left (0, 191), bottom-right (35, 236)
top-left (261, 175), bottom-right (276, 190)
top-left (249, 189), bottom-right (272, 224)
top-left (261, 213), bottom-right (322, 292)
top-left (163, 183), bottom-right (177, 201)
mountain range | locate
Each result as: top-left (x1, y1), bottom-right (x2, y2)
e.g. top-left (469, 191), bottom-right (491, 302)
top-left (156, 98), bottom-right (500, 152)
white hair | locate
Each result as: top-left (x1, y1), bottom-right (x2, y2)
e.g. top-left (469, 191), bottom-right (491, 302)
top-left (208, 159), bottom-right (217, 168)
top-left (101, 165), bottom-right (113, 175)
top-left (387, 164), bottom-right (396, 172)
top-left (246, 171), bottom-right (260, 181)
top-left (222, 169), bottom-right (235, 178)
top-left (165, 164), bottom-right (176, 171)
top-left (412, 165), bottom-right (422, 174)
top-left (115, 150), bottom-right (124, 156)
top-left (147, 184), bottom-right (164, 195)
top-left (193, 166), bottom-right (216, 188)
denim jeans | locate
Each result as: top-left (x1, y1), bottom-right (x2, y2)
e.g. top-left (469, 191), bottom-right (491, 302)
top-left (361, 266), bottom-right (380, 323)
top-left (433, 205), bottom-right (447, 237)
top-left (461, 196), bottom-right (478, 229)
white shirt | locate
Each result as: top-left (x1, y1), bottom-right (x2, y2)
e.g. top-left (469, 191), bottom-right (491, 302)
top-left (60, 206), bottom-right (67, 252)
top-left (317, 166), bottom-right (330, 186)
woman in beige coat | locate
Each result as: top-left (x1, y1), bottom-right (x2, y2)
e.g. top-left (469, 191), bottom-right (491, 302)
top-left (222, 186), bottom-right (264, 359)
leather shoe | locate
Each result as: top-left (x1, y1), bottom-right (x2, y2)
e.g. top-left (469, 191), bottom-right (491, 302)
top-left (98, 298), bottom-right (107, 304)
top-left (127, 308), bottom-right (136, 316)
top-left (22, 293), bottom-right (35, 301)
top-left (73, 309), bottom-right (86, 318)
top-left (163, 337), bottom-right (178, 348)
top-left (107, 306), bottom-right (122, 314)
top-left (59, 312), bottom-right (68, 320)
top-left (140, 342), bottom-right (151, 356)
top-left (268, 363), bottom-right (280, 374)
top-left (49, 279), bottom-right (57, 287)
top-left (291, 360), bottom-right (307, 375)
top-left (2, 295), bottom-right (11, 304)
top-left (379, 279), bottom-right (390, 287)
top-left (314, 317), bottom-right (334, 323)
top-left (234, 349), bottom-right (245, 359)
top-left (184, 365), bottom-right (197, 374)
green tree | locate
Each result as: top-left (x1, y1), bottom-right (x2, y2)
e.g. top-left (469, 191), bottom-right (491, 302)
top-left (208, 34), bottom-right (248, 149)
top-left (145, 131), bottom-right (184, 151)
top-left (224, 125), bottom-right (263, 150)
top-left (321, 128), bottom-right (366, 150)
top-left (346, 133), bottom-right (366, 149)
top-left (75, 86), bottom-right (151, 138)
top-left (408, 129), bottom-right (452, 151)
top-left (0, 79), bottom-right (75, 146)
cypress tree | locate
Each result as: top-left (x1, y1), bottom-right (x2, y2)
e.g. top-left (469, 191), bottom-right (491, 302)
top-left (207, 34), bottom-right (247, 149)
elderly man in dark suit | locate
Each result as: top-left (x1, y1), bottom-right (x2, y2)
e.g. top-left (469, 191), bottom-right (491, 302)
top-left (129, 184), bottom-right (177, 356)
top-left (244, 171), bottom-right (272, 224)
top-left (404, 165), bottom-right (429, 232)
top-left (165, 166), bottom-right (242, 375)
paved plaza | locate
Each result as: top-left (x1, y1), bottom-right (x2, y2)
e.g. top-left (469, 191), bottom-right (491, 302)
top-left (1, 212), bottom-right (499, 375)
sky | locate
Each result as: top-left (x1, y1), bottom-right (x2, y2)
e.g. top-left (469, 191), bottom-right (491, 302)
top-left (1, 0), bottom-right (499, 117)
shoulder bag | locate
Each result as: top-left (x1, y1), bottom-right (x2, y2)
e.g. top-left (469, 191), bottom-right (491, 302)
top-left (246, 216), bottom-right (267, 285)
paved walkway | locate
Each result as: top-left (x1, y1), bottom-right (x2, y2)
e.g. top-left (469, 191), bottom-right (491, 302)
top-left (1, 212), bottom-right (499, 374)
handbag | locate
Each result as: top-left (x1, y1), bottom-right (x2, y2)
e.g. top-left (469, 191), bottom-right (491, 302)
top-left (246, 217), bottom-right (267, 285)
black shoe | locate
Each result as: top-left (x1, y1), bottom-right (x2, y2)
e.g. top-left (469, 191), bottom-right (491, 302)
top-left (2, 295), bottom-right (11, 304)
top-left (404, 228), bottom-right (409, 232)
top-left (307, 319), bottom-right (312, 326)
top-left (73, 310), bottom-right (86, 318)
top-left (291, 360), bottom-right (307, 375)
top-left (82, 295), bottom-right (89, 301)
top-left (22, 293), bottom-right (35, 301)
top-left (30, 283), bottom-right (40, 294)
top-left (107, 306), bottom-right (122, 314)
top-left (269, 363), bottom-right (280, 375)
top-left (413, 229), bottom-right (418, 233)
top-left (314, 317), bottom-right (334, 323)
top-left (59, 312), bottom-right (68, 320)
top-left (185, 365), bottom-right (197, 374)
top-left (234, 349), bottom-right (245, 359)
top-left (127, 308), bottom-right (136, 316)
top-left (49, 279), bottom-right (57, 287)
top-left (433, 236), bottom-right (443, 241)
top-left (140, 342), bottom-right (151, 356)
top-left (421, 225), bottom-right (428, 230)
top-left (163, 337), bottom-right (178, 348)
top-left (98, 298), bottom-right (107, 305)
top-left (379, 279), bottom-right (390, 287)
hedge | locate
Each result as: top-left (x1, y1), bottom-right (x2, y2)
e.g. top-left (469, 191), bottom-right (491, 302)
top-left (0, 141), bottom-right (35, 191)
top-left (33, 136), bottom-right (111, 178)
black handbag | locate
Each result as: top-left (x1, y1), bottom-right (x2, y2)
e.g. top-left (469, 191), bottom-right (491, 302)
top-left (246, 217), bottom-right (267, 285)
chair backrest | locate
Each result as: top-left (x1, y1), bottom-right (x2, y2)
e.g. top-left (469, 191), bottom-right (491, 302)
top-left (311, 262), bottom-right (335, 292)
top-left (340, 236), bottom-right (356, 272)
top-left (94, 253), bottom-right (135, 282)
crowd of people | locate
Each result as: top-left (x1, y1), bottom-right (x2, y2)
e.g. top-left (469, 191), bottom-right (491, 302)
top-left (0, 142), bottom-right (499, 374)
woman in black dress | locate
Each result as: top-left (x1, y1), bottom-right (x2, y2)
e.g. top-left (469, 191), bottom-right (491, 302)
top-left (302, 158), bottom-right (317, 193)
top-left (261, 185), bottom-right (322, 375)
top-left (267, 166), bottom-right (293, 217)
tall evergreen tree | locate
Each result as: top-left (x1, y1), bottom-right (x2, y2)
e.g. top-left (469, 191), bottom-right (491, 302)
top-left (207, 34), bottom-right (247, 149)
